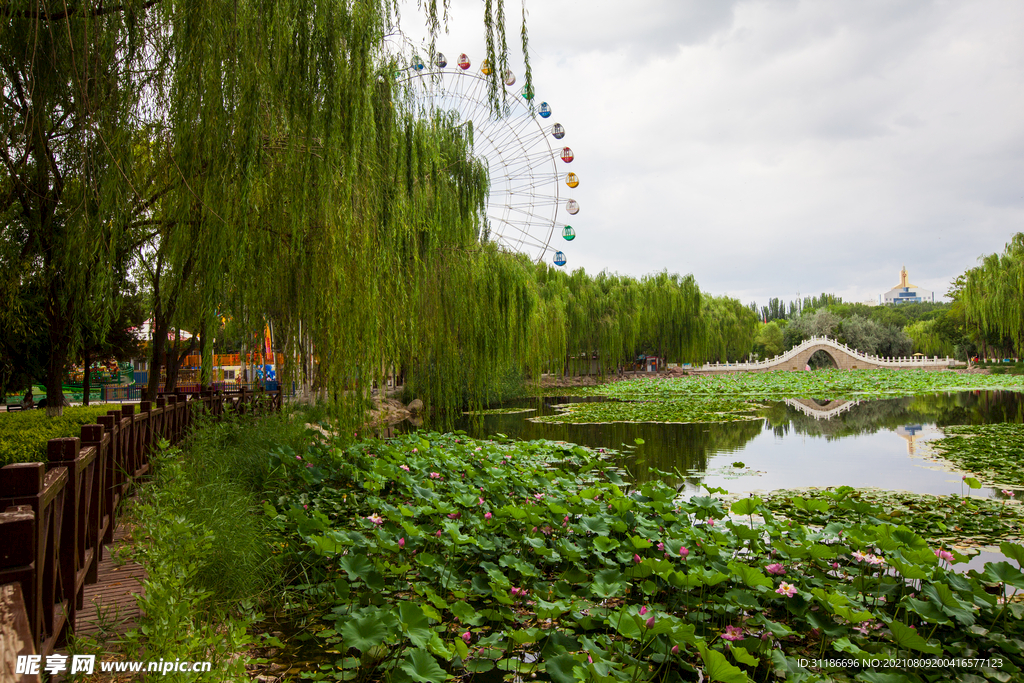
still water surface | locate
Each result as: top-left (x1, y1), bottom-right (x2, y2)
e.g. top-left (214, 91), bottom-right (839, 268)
top-left (446, 390), bottom-right (1023, 499)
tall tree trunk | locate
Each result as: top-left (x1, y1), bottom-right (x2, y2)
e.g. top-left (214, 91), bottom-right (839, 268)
top-left (199, 308), bottom-right (214, 391)
top-left (146, 318), bottom-right (168, 401)
top-left (83, 348), bottom-right (91, 406)
top-left (164, 332), bottom-right (181, 392)
top-left (44, 279), bottom-right (70, 417)
top-left (164, 333), bottom-right (196, 393)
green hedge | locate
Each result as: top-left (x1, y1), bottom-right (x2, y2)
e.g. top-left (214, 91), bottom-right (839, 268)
top-left (0, 405), bottom-right (123, 467)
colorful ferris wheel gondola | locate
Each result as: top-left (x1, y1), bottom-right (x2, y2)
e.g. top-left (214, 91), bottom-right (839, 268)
top-left (553, 251), bottom-right (567, 266)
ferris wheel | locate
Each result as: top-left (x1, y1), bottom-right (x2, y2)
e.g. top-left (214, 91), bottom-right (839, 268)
top-left (397, 51), bottom-right (578, 267)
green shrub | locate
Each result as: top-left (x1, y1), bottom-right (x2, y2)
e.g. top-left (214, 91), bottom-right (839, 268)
top-left (0, 405), bottom-right (123, 467)
top-left (135, 410), bottom-right (313, 603)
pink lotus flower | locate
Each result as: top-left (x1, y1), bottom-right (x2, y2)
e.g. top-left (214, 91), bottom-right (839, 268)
top-left (447, 512), bottom-right (461, 519)
top-left (934, 548), bottom-right (954, 563)
top-left (400, 465), bottom-right (410, 471)
top-left (671, 645), bottom-right (679, 654)
top-left (436, 529), bottom-right (443, 537)
top-left (461, 631), bottom-right (471, 643)
top-left (765, 563), bottom-right (786, 576)
top-left (645, 616), bottom-right (655, 628)
top-left (775, 581), bottom-right (797, 598)
top-left (587, 654), bottom-right (593, 664)
top-left (639, 606), bottom-right (647, 616)
top-left (722, 625), bottom-right (744, 641)
top-left (398, 538), bottom-right (405, 549)
top-left (485, 512), bottom-right (492, 520)
top-left (429, 472), bottom-right (441, 479)
top-left (1002, 489), bottom-right (1015, 498)
top-left (412, 448), bottom-right (418, 453)
top-left (706, 518), bottom-right (715, 527)
top-left (366, 514), bottom-right (384, 525)
top-left (831, 562), bottom-right (840, 570)
top-left (634, 554), bottom-right (642, 564)
top-left (479, 497), bottom-right (485, 506)
top-left (679, 546), bottom-right (689, 559)
top-left (657, 542), bottom-right (665, 551)
top-left (295, 455), bottom-right (302, 460)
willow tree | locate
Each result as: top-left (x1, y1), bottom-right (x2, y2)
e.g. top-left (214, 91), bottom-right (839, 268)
top-left (961, 233), bottom-right (1024, 358)
top-left (639, 271), bottom-right (704, 364)
top-left (700, 294), bottom-right (759, 363)
top-left (2, 0), bottom-right (533, 414)
top-left (1, 2), bottom-right (155, 414)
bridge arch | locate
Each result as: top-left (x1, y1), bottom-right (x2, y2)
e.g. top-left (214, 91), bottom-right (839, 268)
top-left (694, 336), bottom-right (957, 374)
top-left (785, 342), bottom-right (871, 371)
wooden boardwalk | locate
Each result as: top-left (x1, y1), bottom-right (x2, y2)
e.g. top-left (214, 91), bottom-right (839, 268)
top-left (74, 526), bottom-right (146, 639)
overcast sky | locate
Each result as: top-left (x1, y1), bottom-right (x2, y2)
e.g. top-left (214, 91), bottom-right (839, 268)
top-left (399, 0), bottom-right (1023, 308)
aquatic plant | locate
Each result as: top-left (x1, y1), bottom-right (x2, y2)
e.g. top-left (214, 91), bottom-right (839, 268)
top-left (258, 433), bottom-right (1024, 682)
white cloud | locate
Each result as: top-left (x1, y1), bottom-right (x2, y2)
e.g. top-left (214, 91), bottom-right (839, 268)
top-left (400, 0), bottom-right (1024, 306)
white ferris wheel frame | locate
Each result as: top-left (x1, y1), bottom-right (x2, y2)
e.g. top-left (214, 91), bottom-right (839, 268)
top-left (396, 59), bottom-right (574, 265)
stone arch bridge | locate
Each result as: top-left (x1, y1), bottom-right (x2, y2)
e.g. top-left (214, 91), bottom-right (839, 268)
top-left (695, 336), bottom-right (958, 374)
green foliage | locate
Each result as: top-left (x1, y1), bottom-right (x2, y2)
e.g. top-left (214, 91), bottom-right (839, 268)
top-left (961, 233), bottom-right (1024, 358)
top-left (0, 405), bottom-right (122, 466)
top-left (701, 294), bottom-right (760, 363)
top-left (117, 411), bottom-right (322, 678)
top-left (575, 369), bottom-right (1024, 404)
top-left (753, 321), bottom-right (785, 358)
top-left (761, 488), bottom-right (1024, 547)
top-left (531, 397), bottom-right (764, 425)
top-left (905, 319), bottom-right (956, 358)
top-left (247, 431), bottom-right (1024, 682)
top-left (931, 423), bottom-right (1024, 488)
top-left (127, 440), bottom-right (264, 681)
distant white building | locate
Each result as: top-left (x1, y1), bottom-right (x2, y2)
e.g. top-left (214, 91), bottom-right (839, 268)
top-left (882, 267), bottom-right (934, 305)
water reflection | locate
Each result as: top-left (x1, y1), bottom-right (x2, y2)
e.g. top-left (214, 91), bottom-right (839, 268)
top-left (418, 391), bottom-right (1023, 498)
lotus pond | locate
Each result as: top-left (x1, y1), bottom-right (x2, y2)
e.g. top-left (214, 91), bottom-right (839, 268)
top-left (448, 390), bottom-right (1024, 501)
top-left (256, 430), bottom-right (1024, 683)
top-left (229, 372), bottom-right (1024, 683)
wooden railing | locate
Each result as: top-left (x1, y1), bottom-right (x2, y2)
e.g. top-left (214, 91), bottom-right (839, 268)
top-left (0, 389), bottom-right (282, 658)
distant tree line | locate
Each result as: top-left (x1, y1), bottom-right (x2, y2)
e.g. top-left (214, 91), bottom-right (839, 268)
top-left (747, 234), bottom-right (1024, 365)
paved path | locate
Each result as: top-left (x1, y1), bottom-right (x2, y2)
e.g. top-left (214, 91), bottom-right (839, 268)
top-left (74, 525), bottom-right (146, 639)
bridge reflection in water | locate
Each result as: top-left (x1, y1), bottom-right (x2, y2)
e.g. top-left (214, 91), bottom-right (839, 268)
top-left (783, 397), bottom-right (860, 420)
top-left (441, 391), bottom-right (1022, 496)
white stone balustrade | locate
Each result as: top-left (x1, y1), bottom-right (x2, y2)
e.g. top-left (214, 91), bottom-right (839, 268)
top-left (695, 336), bottom-right (958, 373)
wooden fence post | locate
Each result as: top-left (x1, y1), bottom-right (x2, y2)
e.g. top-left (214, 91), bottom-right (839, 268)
top-left (79, 425), bottom-right (108, 578)
top-left (46, 438), bottom-right (88, 644)
top-left (0, 462), bottom-right (70, 656)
